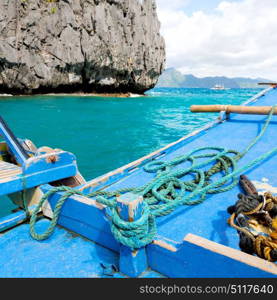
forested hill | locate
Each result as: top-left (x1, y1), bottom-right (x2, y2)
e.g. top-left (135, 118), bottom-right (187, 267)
top-left (157, 68), bottom-right (272, 88)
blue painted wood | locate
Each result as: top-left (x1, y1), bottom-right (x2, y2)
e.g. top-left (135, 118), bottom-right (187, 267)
top-left (0, 115), bottom-right (28, 165)
top-left (119, 245), bottom-right (147, 277)
top-left (43, 188), bottom-right (149, 276)
top-left (116, 193), bottom-right (148, 277)
top-left (0, 205), bottom-right (36, 232)
top-left (0, 115), bottom-right (78, 196)
top-left (0, 151), bottom-right (77, 197)
top-left (116, 192), bottom-right (144, 222)
top-left (0, 210), bottom-right (27, 232)
top-left (0, 219), bottom-right (119, 278)
top-left (41, 184), bottom-right (120, 252)
top-left (147, 238), bottom-right (277, 278)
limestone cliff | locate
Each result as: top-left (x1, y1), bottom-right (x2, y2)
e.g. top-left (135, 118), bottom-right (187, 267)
top-left (0, 0), bottom-right (165, 95)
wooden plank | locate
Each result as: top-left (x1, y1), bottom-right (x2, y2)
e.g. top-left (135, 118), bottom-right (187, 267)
top-left (147, 234), bottom-right (277, 277)
top-left (0, 176), bottom-right (21, 184)
top-left (0, 170), bottom-right (21, 177)
top-left (0, 166), bottom-right (21, 171)
top-left (0, 169), bottom-right (20, 174)
top-left (0, 152), bottom-right (77, 196)
top-left (0, 210), bottom-right (27, 232)
top-left (44, 182), bottom-right (277, 278)
top-left (185, 234), bottom-right (277, 275)
top-left (0, 161), bottom-right (21, 169)
top-left (0, 162), bottom-right (22, 180)
top-left (41, 185), bottom-right (120, 252)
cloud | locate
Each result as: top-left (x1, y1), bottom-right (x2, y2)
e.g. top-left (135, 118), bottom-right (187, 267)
top-left (156, 0), bottom-right (277, 80)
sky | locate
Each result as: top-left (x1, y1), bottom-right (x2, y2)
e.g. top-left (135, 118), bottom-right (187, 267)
top-left (156, 0), bottom-right (277, 80)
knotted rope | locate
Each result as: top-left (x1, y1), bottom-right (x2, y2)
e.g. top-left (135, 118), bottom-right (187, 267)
top-left (107, 200), bottom-right (156, 249)
top-left (30, 106), bottom-right (277, 249)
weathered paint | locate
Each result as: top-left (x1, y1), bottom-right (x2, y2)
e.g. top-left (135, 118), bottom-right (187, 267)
top-left (116, 193), bottom-right (148, 277)
top-left (147, 234), bottom-right (277, 278)
top-left (41, 184), bottom-right (121, 252)
top-left (0, 151), bottom-right (77, 197)
top-left (0, 219), bottom-right (119, 278)
top-left (0, 210), bottom-right (27, 232)
top-left (0, 116), bottom-right (29, 165)
top-left (0, 205), bottom-right (36, 232)
top-left (116, 192), bottom-right (144, 222)
top-left (0, 115), bottom-right (79, 197)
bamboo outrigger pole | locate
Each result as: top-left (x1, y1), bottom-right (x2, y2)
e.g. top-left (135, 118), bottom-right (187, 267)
top-left (258, 82), bottom-right (277, 87)
top-left (190, 105), bottom-right (277, 115)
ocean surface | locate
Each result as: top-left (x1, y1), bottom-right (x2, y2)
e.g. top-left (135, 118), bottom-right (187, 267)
top-left (0, 87), bottom-right (262, 216)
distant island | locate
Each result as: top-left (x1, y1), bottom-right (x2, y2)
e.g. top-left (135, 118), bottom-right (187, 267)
top-left (157, 68), bottom-right (273, 89)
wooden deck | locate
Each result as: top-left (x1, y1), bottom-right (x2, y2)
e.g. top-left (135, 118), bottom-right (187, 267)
top-left (0, 161), bottom-right (21, 183)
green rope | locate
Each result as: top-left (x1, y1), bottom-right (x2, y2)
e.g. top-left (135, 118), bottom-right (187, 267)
top-left (29, 106), bottom-right (277, 249)
top-left (30, 186), bottom-right (84, 240)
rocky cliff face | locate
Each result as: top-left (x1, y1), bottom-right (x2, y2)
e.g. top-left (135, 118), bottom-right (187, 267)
top-left (0, 0), bottom-right (165, 95)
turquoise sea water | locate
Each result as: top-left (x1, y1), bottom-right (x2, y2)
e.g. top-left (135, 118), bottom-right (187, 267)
top-left (0, 88), bottom-right (261, 215)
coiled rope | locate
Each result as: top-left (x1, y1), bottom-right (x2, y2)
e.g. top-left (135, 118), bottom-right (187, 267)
top-left (228, 192), bottom-right (277, 262)
top-left (30, 106), bottom-right (277, 249)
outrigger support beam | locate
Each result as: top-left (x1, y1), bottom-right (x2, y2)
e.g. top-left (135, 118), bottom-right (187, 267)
top-left (258, 82), bottom-right (277, 87)
top-left (190, 105), bottom-right (277, 115)
top-left (0, 115), bottom-right (29, 165)
top-left (0, 116), bottom-right (78, 197)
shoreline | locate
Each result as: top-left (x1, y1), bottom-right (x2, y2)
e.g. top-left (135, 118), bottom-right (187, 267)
top-left (0, 92), bottom-right (145, 99)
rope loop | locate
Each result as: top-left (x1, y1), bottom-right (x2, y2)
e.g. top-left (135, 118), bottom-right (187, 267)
top-left (110, 203), bottom-right (156, 249)
top-left (30, 186), bottom-right (83, 241)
